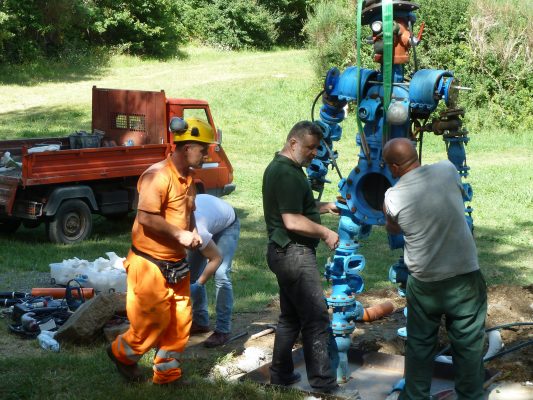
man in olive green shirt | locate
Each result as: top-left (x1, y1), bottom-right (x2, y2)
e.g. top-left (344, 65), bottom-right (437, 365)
top-left (262, 120), bottom-right (339, 392)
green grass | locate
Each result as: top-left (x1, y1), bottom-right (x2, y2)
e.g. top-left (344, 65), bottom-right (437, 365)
top-left (0, 46), bottom-right (532, 399)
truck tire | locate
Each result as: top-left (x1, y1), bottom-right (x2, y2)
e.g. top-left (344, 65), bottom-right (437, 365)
top-left (0, 220), bottom-right (21, 234)
top-left (46, 199), bottom-right (93, 244)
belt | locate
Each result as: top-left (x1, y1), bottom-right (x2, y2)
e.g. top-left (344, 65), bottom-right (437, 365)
top-left (131, 246), bottom-right (185, 270)
top-left (131, 246), bottom-right (189, 284)
top-left (269, 241), bottom-right (315, 250)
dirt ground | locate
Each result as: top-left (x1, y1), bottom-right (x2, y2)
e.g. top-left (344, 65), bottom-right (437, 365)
top-left (1, 271), bottom-right (532, 385)
top-left (193, 284), bottom-right (533, 384)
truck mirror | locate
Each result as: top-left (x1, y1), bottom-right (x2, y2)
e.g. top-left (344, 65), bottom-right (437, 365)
top-left (169, 117), bottom-right (188, 132)
top-left (217, 128), bottom-right (222, 143)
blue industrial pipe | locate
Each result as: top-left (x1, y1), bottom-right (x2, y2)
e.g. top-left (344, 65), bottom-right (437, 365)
top-left (307, 0), bottom-right (474, 384)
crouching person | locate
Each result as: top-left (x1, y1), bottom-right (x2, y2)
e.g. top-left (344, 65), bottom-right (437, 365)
top-left (189, 194), bottom-right (240, 348)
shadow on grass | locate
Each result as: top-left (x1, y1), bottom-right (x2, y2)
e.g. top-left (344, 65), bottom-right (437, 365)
top-left (0, 47), bottom-right (191, 86)
top-left (0, 105), bottom-right (92, 139)
top-left (0, 52), bottom-right (111, 86)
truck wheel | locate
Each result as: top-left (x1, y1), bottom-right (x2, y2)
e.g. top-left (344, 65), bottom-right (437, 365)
top-left (0, 220), bottom-right (21, 234)
top-left (46, 199), bottom-right (93, 244)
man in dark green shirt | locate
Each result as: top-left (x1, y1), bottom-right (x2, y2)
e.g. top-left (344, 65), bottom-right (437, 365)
top-left (262, 120), bottom-right (339, 392)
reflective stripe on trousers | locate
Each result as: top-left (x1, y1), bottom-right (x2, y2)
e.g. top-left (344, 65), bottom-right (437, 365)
top-left (111, 250), bottom-right (192, 384)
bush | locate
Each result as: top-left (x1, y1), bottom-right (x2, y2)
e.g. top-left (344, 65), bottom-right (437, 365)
top-left (182, 0), bottom-right (279, 50)
top-left (305, 0), bottom-right (533, 130)
top-left (91, 0), bottom-right (187, 58)
top-left (0, 0), bottom-right (188, 64)
top-left (0, 0), bottom-right (94, 63)
top-left (259, 0), bottom-right (317, 46)
top-left (463, 0), bottom-right (533, 130)
top-left (305, 0), bottom-right (370, 80)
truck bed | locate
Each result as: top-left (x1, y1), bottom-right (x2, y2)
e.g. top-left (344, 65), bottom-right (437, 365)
top-left (0, 138), bottom-right (170, 215)
top-left (19, 144), bottom-right (169, 186)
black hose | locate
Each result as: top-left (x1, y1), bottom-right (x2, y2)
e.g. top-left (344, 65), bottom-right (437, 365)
top-left (485, 322), bottom-right (533, 332)
top-left (435, 322), bottom-right (533, 359)
top-left (418, 131), bottom-right (424, 164)
top-left (483, 340), bottom-right (533, 362)
top-left (408, 20), bottom-right (419, 73)
top-left (311, 89), bottom-right (325, 122)
top-left (0, 291), bottom-right (27, 299)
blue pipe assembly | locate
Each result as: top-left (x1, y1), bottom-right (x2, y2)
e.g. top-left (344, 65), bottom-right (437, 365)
top-left (307, 0), bottom-right (473, 383)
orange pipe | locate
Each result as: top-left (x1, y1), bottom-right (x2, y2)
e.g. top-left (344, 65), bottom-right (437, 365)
top-left (361, 301), bottom-right (394, 322)
top-left (31, 287), bottom-right (95, 299)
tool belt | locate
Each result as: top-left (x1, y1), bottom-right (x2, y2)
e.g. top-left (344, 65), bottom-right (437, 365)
top-left (131, 246), bottom-right (189, 284)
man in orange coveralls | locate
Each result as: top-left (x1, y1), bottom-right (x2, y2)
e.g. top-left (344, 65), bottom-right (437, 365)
top-left (107, 117), bottom-right (215, 385)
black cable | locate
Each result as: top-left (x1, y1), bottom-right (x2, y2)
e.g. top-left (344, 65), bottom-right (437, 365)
top-left (483, 340), bottom-right (533, 363)
top-left (416, 117), bottom-right (428, 164)
top-left (435, 322), bottom-right (533, 358)
top-left (408, 20), bottom-right (419, 73)
top-left (485, 322), bottom-right (533, 332)
top-left (311, 89), bottom-right (325, 122)
top-left (321, 140), bottom-right (343, 180)
top-left (418, 131), bottom-right (424, 164)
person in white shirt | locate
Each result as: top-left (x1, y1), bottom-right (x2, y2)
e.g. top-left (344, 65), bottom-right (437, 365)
top-left (188, 194), bottom-right (240, 348)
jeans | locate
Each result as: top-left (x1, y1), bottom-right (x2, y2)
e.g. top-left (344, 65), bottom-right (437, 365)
top-left (267, 242), bottom-right (337, 390)
top-left (189, 217), bottom-right (240, 334)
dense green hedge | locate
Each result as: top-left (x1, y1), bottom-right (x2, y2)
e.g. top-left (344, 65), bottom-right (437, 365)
top-left (305, 0), bottom-right (532, 130)
top-left (0, 0), bottom-right (188, 62)
top-left (180, 0), bottom-right (279, 50)
top-left (0, 0), bottom-right (314, 62)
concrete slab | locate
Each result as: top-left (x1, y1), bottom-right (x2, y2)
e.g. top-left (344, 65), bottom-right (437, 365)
top-left (241, 348), bottom-right (502, 400)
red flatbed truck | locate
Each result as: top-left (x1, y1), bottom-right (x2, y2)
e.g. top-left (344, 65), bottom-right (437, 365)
top-left (0, 87), bottom-right (235, 244)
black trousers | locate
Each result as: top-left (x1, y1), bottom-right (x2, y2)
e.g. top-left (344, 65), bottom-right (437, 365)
top-left (267, 243), bottom-right (336, 389)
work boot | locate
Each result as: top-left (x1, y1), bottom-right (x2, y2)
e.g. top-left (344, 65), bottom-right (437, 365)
top-left (106, 345), bottom-right (143, 382)
top-left (313, 384), bottom-right (341, 395)
top-left (190, 321), bottom-right (210, 335)
top-left (152, 377), bottom-right (192, 387)
top-left (270, 371), bottom-right (301, 386)
top-left (204, 331), bottom-right (230, 348)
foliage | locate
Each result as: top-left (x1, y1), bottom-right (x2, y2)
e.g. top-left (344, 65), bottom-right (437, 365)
top-left (0, 0), bottom-right (187, 63)
top-left (464, 0), bottom-right (533, 130)
top-left (258, 0), bottom-right (317, 45)
top-left (91, 0), bottom-right (187, 58)
top-left (304, 0), bottom-right (362, 80)
top-left (181, 0), bottom-right (279, 50)
top-left (0, 0), bottom-right (91, 63)
top-left (304, 0), bottom-right (533, 131)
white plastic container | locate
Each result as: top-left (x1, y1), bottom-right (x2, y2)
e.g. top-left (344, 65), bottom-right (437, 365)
top-left (37, 331), bottom-right (60, 352)
top-left (49, 253), bottom-right (127, 293)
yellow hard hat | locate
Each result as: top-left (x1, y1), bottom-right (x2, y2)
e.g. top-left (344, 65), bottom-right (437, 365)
top-left (171, 117), bottom-right (215, 144)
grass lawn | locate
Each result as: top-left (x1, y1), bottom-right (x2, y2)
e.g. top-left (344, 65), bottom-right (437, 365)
top-left (0, 46), bottom-right (531, 399)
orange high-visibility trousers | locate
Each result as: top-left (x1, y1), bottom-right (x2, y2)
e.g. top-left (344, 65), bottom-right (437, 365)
top-left (111, 250), bottom-right (192, 384)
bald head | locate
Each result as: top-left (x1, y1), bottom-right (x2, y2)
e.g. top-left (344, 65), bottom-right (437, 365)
top-left (383, 138), bottom-right (420, 177)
